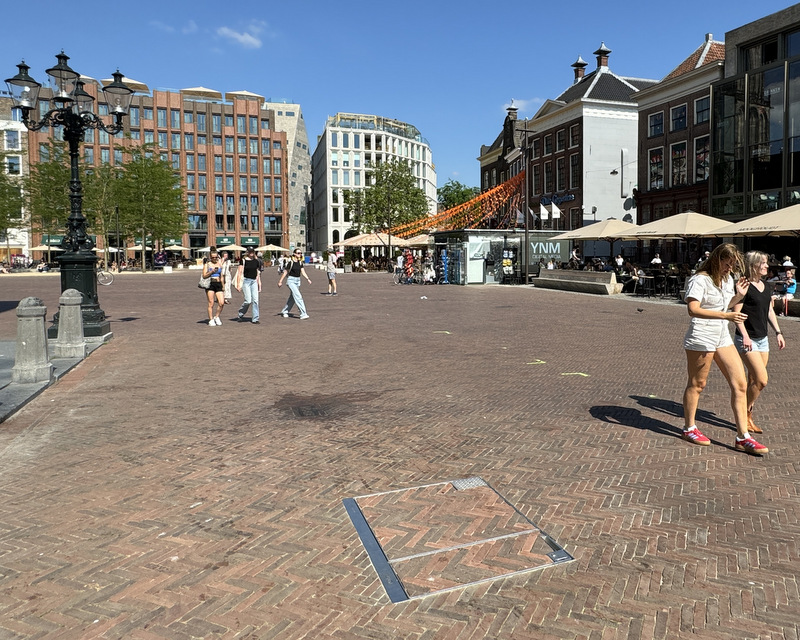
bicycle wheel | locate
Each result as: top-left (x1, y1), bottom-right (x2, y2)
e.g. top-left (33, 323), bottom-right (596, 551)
top-left (97, 270), bottom-right (114, 286)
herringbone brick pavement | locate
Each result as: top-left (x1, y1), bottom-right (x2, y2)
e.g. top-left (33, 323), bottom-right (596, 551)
top-left (0, 270), bottom-right (798, 639)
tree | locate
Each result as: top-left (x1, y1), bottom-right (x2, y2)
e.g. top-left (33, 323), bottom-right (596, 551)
top-left (438, 179), bottom-right (480, 210)
top-left (354, 159), bottom-right (430, 234)
top-left (25, 141), bottom-right (70, 260)
top-left (0, 151), bottom-right (25, 259)
top-left (83, 164), bottom-right (123, 267)
top-left (115, 143), bottom-right (187, 272)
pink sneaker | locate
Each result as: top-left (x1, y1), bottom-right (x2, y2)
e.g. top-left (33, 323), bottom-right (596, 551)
top-left (735, 437), bottom-right (768, 455)
top-left (682, 428), bottom-right (710, 446)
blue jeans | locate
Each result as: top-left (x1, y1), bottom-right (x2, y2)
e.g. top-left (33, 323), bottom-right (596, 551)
top-left (282, 276), bottom-right (307, 316)
top-left (238, 278), bottom-right (259, 322)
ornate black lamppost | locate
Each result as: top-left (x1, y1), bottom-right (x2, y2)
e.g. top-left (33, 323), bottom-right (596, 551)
top-left (5, 52), bottom-right (132, 337)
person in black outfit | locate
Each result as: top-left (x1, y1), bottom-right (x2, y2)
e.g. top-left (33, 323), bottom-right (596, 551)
top-left (732, 250), bottom-right (786, 435)
top-left (236, 246), bottom-right (262, 323)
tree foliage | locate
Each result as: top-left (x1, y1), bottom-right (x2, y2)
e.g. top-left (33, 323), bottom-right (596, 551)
top-left (344, 159), bottom-right (429, 234)
top-left (437, 179), bottom-right (480, 210)
top-left (25, 141), bottom-right (70, 242)
top-left (83, 164), bottom-right (123, 266)
top-left (115, 143), bottom-right (187, 272)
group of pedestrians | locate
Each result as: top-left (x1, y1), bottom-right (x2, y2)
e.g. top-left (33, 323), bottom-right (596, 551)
top-left (680, 243), bottom-right (789, 456)
top-left (201, 246), bottom-right (338, 325)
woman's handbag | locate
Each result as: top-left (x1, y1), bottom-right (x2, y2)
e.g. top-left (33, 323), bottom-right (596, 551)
top-left (198, 274), bottom-right (211, 289)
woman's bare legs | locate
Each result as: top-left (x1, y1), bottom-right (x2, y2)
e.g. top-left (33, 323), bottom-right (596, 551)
top-left (713, 344), bottom-right (749, 439)
top-left (683, 350), bottom-right (714, 430)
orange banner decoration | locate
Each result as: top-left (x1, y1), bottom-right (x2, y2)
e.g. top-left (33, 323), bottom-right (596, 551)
top-left (390, 172), bottom-right (525, 238)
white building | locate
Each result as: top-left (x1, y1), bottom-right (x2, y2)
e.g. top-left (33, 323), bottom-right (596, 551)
top-left (264, 100), bottom-right (311, 251)
top-left (0, 99), bottom-right (29, 263)
top-left (310, 113), bottom-right (437, 251)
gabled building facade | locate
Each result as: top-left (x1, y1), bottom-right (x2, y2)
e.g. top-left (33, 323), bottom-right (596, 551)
top-left (0, 98), bottom-right (28, 262)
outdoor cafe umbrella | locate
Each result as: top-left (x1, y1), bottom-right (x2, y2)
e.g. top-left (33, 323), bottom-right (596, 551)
top-left (334, 232), bottom-right (410, 247)
top-left (256, 244), bottom-right (290, 252)
top-left (28, 244), bottom-right (64, 252)
top-left (404, 234), bottom-right (432, 247)
top-left (550, 218), bottom-right (638, 241)
top-left (218, 243), bottom-right (245, 251)
top-left (709, 203), bottom-right (800, 237)
top-left (126, 245), bottom-right (153, 251)
top-left (165, 244), bottom-right (191, 251)
top-left (619, 211), bottom-right (729, 240)
top-left (92, 246), bottom-right (119, 253)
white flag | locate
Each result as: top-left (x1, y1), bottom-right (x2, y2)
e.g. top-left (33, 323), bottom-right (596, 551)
top-left (539, 203), bottom-right (549, 220)
top-left (515, 208), bottom-right (524, 225)
top-left (551, 202), bottom-right (562, 219)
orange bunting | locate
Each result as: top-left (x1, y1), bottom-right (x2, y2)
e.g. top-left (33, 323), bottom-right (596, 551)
top-left (391, 172), bottom-right (526, 238)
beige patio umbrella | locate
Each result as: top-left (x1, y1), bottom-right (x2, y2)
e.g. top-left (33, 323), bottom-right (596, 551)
top-left (126, 244), bottom-right (153, 251)
top-left (710, 204), bottom-right (800, 237)
top-left (404, 234), bottom-right (432, 246)
top-left (620, 212), bottom-right (729, 239)
top-left (92, 246), bottom-right (119, 253)
top-left (550, 218), bottom-right (638, 241)
top-left (334, 232), bottom-right (410, 247)
top-left (256, 244), bottom-right (290, 252)
top-left (29, 244), bottom-right (64, 251)
top-left (165, 244), bottom-right (191, 251)
top-left (218, 243), bottom-right (245, 251)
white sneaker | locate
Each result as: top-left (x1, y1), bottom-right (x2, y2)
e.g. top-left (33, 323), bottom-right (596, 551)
top-left (208, 320), bottom-right (215, 326)
top-left (281, 312), bottom-right (288, 318)
top-left (214, 317), bottom-right (222, 325)
top-left (299, 314), bottom-right (310, 320)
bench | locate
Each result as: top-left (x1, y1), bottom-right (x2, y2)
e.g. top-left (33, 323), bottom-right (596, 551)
top-left (533, 269), bottom-right (623, 295)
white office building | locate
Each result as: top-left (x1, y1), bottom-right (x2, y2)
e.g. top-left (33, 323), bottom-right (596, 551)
top-left (310, 113), bottom-right (437, 251)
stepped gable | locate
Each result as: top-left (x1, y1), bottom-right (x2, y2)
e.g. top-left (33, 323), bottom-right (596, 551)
top-left (662, 33), bottom-right (725, 81)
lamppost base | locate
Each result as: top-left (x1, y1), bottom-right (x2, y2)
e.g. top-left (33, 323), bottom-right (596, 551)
top-left (47, 251), bottom-right (112, 339)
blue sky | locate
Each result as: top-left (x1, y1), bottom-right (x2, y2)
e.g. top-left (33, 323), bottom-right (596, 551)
top-left (2, 0), bottom-right (795, 188)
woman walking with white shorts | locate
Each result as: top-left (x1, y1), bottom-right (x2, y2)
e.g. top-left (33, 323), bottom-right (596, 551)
top-left (681, 243), bottom-right (769, 454)
top-left (732, 251), bottom-right (786, 435)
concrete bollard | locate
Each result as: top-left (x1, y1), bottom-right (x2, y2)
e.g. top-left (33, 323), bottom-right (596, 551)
top-left (53, 289), bottom-right (86, 359)
top-left (11, 297), bottom-right (53, 384)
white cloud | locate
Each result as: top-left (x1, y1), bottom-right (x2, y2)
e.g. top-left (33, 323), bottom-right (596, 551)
top-left (503, 98), bottom-right (544, 115)
top-left (216, 20), bottom-right (270, 50)
top-left (182, 20), bottom-right (198, 35)
top-left (150, 20), bottom-right (175, 34)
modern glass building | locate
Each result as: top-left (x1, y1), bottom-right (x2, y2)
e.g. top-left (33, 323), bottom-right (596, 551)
top-left (711, 5), bottom-right (800, 220)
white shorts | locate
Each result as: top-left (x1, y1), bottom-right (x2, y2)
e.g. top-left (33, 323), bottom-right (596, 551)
top-left (683, 319), bottom-right (734, 352)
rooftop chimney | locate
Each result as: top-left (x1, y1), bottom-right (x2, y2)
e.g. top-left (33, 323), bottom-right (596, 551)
top-left (594, 42), bottom-right (611, 68)
top-left (506, 100), bottom-right (518, 121)
top-left (572, 56), bottom-right (588, 83)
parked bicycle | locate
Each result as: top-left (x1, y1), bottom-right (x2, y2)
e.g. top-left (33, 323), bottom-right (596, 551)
top-left (96, 268), bottom-right (114, 286)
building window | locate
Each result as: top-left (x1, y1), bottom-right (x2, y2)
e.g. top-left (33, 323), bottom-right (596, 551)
top-left (695, 96), bottom-right (710, 124)
top-left (6, 156), bottom-right (21, 175)
top-left (569, 125), bottom-right (580, 148)
top-left (649, 148), bottom-right (664, 190)
top-left (225, 136), bottom-right (234, 152)
top-left (544, 135), bottom-right (552, 155)
top-left (648, 112), bottom-right (664, 137)
top-left (184, 111), bottom-right (194, 124)
top-left (197, 113), bottom-right (206, 132)
top-left (225, 156), bottom-right (234, 172)
top-left (214, 155), bottom-right (222, 171)
top-left (239, 157), bottom-right (247, 173)
top-left (556, 129), bottom-right (566, 151)
top-left (743, 38), bottom-right (779, 71)
top-left (11, 107), bottom-right (23, 121)
top-left (98, 103), bottom-right (109, 116)
top-left (532, 138), bottom-right (541, 158)
top-left (4, 130), bottom-right (20, 150)
top-left (556, 158), bottom-right (566, 191)
top-left (532, 165), bottom-right (541, 194)
top-left (569, 154), bottom-right (580, 189)
top-left (143, 107), bottom-right (153, 121)
top-left (263, 177), bottom-right (271, 192)
top-left (212, 114), bottom-right (221, 133)
top-left (249, 116), bottom-right (257, 135)
top-left (157, 108), bottom-right (167, 127)
top-left (225, 114), bottom-right (234, 127)
top-left (671, 105), bottom-right (687, 132)
top-left (171, 133), bottom-right (181, 150)
top-left (237, 137), bottom-right (246, 154)
top-left (331, 132), bottom-right (338, 147)
top-left (186, 155), bottom-right (195, 170)
top-left (671, 142), bottom-right (687, 186)
top-left (170, 109), bottom-right (180, 129)
top-left (158, 132), bottom-right (167, 148)
top-left (237, 115), bottom-right (246, 133)
top-left (695, 135), bottom-right (710, 182)
top-left (144, 130), bottom-right (154, 144)
top-left (544, 161), bottom-right (553, 192)
top-left (84, 148), bottom-right (94, 163)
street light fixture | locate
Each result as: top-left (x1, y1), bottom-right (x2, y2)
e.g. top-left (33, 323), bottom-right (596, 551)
top-left (6, 52), bottom-right (133, 337)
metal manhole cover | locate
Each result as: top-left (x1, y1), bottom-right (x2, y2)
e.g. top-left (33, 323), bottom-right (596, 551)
top-left (291, 405), bottom-right (327, 417)
top-left (343, 477), bottom-right (573, 603)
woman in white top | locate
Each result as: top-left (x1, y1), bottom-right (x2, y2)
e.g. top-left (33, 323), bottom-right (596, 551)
top-left (681, 243), bottom-right (768, 455)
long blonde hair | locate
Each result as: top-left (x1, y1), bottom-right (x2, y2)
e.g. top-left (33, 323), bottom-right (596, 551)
top-left (743, 250), bottom-right (768, 282)
top-left (697, 243), bottom-right (744, 287)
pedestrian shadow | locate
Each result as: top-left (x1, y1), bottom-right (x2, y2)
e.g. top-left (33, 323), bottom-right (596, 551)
top-left (589, 405), bottom-right (683, 442)
top-left (629, 394), bottom-right (734, 431)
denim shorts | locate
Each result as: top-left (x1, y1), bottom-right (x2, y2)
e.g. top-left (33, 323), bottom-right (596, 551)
top-left (734, 333), bottom-right (770, 353)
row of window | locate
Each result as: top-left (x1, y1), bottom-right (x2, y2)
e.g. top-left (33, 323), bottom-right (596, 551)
top-left (128, 107), bottom-right (267, 136)
top-left (529, 154), bottom-right (582, 194)
top-left (329, 131), bottom-right (428, 161)
top-left (531, 124), bottom-right (581, 159)
top-left (184, 175), bottom-right (282, 194)
top-left (186, 194), bottom-right (283, 214)
top-left (648, 136), bottom-right (710, 190)
top-left (186, 214), bottom-right (283, 233)
top-left (648, 97), bottom-right (710, 137)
